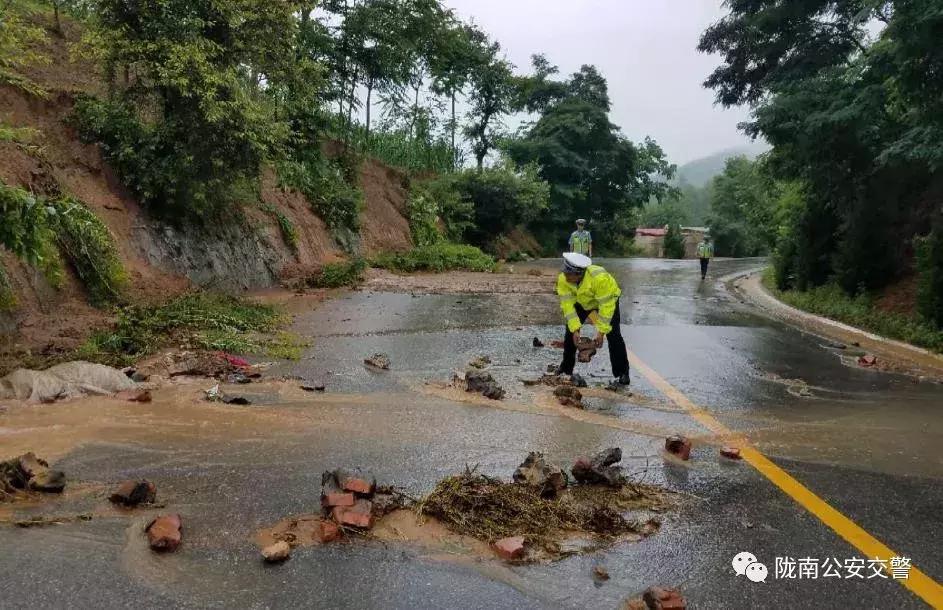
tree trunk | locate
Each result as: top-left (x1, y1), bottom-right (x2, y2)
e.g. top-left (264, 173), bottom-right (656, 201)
top-left (365, 81), bottom-right (373, 138)
top-left (450, 90), bottom-right (457, 169)
top-left (53, 3), bottom-right (62, 36)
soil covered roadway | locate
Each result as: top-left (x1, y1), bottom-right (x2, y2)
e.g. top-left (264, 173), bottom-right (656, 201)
top-left (1, 257), bottom-right (942, 609)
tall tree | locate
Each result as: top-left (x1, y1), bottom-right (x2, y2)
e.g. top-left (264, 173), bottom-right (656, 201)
top-left (463, 40), bottom-right (517, 170)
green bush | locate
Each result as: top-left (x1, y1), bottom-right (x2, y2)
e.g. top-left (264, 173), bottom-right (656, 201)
top-left (50, 198), bottom-right (127, 306)
top-left (0, 263), bottom-right (15, 311)
top-left (260, 202), bottom-right (299, 253)
top-left (663, 223), bottom-right (685, 259)
top-left (306, 258), bottom-right (366, 288)
top-left (420, 164), bottom-right (548, 248)
top-left (765, 271), bottom-right (943, 352)
top-left (371, 243), bottom-right (495, 273)
top-left (277, 152), bottom-right (363, 244)
top-left (916, 225), bottom-right (943, 328)
top-left (407, 189), bottom-right (443, 248)
top-left (78, 292), bottom-right (299, 365)
top-left (0, 181), bottom-right (61, 285)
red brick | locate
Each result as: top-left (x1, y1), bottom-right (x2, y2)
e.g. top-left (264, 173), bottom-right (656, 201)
top-left (146, 514), bottom-right (182, 552)
top-left (858, 354), bottom-right (877, 367)
top-left (321, 492), bottom-right (355, 508)
top-left (333, 499), bottom-right (373, 529)
top-left (664, 435), bottom-right (691, 460)
top-left (492, 536), bottom-right (525, 561)
top-left (342, 477), bottom-right (374, 496)
top-left (318, 519), bottom-right (340, 543)
top-left (720, 447), bottom-right (742, 460)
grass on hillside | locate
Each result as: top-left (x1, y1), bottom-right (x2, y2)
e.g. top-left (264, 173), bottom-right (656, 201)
top-left (371, 243), bottom-right (495, 273)
top-left (763, 268), bottom-right (943, 352)
top-left (303, 258), bottom-right (366, 288)
top-left (75, 292), bottom-right (306, 366)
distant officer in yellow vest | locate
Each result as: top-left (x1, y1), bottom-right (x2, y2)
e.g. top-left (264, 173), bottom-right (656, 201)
top-left (556, 252), bottom-right (630, 386)
top-left (696, 235), bottom-right (714, 280)
top-left (568, 219), bottom-right (592, 256)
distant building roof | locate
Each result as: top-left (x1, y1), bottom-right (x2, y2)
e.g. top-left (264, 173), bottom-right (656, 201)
top-left (681, 226), bottom-right (709, 233)
top-left (636, 228), bottom-right (667, 237)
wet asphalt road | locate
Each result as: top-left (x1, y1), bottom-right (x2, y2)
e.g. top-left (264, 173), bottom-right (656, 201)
top-left (2, 257), bottom-right (942, 609)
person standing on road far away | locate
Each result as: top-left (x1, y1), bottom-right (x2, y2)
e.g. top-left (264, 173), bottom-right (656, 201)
top-left (696, 235), bottom-right (714, 280)
top-left (569, 219), bottom-right (592, 256)
top-left (556, 253), bottom-right (631, 386)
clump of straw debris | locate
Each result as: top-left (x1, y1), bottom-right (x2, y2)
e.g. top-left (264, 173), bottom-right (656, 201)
top-left (417, 467), bottom-right (676, 555)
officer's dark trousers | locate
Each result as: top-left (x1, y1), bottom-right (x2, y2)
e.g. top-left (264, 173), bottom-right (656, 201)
top-left (700, 257), bottom-right (710, 279)
top-left (560, 302), bottom-right (629, 377)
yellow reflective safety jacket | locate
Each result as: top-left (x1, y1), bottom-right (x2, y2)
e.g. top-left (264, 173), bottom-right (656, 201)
top-left (556, 265), bottom-right (622, 335)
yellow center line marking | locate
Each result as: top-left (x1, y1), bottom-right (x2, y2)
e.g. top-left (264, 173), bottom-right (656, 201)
top-left (627, 350), bottom-right (943, 608)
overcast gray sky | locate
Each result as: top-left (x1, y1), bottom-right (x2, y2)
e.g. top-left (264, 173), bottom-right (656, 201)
top-left (444, 0), bottom-right (758, 165)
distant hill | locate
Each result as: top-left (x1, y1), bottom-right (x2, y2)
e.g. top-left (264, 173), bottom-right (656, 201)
top-left (674, 143), bottom-right (769, 187)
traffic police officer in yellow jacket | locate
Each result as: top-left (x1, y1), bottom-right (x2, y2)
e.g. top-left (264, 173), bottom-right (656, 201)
top-left (556, 252), bottom-right (631, 386)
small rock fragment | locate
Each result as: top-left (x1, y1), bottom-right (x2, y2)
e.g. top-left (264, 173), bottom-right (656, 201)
top-left (623, 599), bottom-right (648, 610)
top-left (463, 369), bottom-right (505, 400)
top-left (532, 337), bottom-right (545, 348)
top-left (261, 540), bottom-right (291, 563)
top-left (110, 480), bottom-right (157, 506)
top-left (493, 535), bottom-right (525, 561)
top-left (593, 565), bottom-right (611, 582)
top-left (571, 448), bottom-right (625, 487)
top-left (512, 452), bottom-right (568, 498)
top-left (468, 356), bottom-right (491, 369)
top-left (576, 337), bottom-right (597, 363)
top-left (554, 385), bottom-right (584, 409)
top-left (665, 435), bottom-right (692, 460)
top-left (858, 354), bottom-right (877, 367)
top-left (642, 586), bottom-right (686, 610)
top-left (364, 353), bottom-right (391, 370)
top-left (301, 383), bottom-right (326, 392)
top-left (225, 373), bottom-right (252, 384)
top-left (146, 514), bottom-right (182, 552)
top-left (28, 469), bottom-right (66, 493)
top-left (550, 340), bottom-right (565, 349)
top-left (720, 447), bottom-right (742, 460)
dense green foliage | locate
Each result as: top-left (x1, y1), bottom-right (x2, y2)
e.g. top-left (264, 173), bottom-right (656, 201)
top-left (701, 0), bottom-right (943, 315)
top-left (260, 203), bottom-right (299, 254)
top-left (371, 243), bottom-right (494, 272)
top-left (77, 292), bottom-right (299, 365)
top-left (663, 224), bottom-right (685, 260)
top-left (916, 223), bottom-right (943, 327)
top-left (706, 157), bottom-right (776, 258)
top-left (506, 60), bottom-right (675, 254)
top-left (51, 197), bottom-right (127, 305)
top-left (764, 270), bottom-right (943, 353)
top-left (305, 259), bottom-right (367, 288)
top-left (0, 181), bottom-right (61, 284)
top-left (430, 164), bottom-right (549, 250)
top-left (0, 180), bottom-right (126, 306)
top-left (0, 1), bottom-right (49, 97)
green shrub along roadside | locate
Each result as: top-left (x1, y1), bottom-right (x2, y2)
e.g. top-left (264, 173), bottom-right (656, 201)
top-left (51, 198), bottom-right (127, 306)
top-left (0, 180), bottom-right (125, 306)
top-left (762, 268), bottom-right (943, 353)
top-left (916, 226), bottom-right (943, 328)
top-left (371, 243), bottom-right (495, 273)
top-left (303, 259), bottom-right (367, 288)
top-left (75, 292), bottom-right (304, 367)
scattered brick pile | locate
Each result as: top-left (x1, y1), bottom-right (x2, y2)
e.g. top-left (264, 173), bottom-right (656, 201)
top-left (320, 469), bottom-right (403, 532)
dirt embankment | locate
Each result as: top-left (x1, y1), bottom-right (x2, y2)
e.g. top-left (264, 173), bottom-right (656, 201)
top-left (0, 13), bottom-right (412, 353)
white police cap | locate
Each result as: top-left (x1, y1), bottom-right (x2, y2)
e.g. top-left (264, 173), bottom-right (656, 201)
top-left (562, 252), bottom-right (592, 272)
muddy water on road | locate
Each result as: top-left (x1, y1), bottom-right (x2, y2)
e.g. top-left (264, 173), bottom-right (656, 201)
top-left (2, 258), bottom-right (941, 609)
